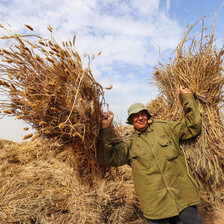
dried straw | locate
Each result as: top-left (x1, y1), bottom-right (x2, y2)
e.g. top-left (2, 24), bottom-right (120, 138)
top-left (0, 24), bottom-right (106, 183)
top-left (146, 17), bottom-right (224, 217)
top-left (0, 136), bottom-right (223, 223)
top-left (0, 139), bottom-right (146, 223)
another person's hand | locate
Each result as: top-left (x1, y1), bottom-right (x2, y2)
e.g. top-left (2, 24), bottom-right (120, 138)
top-left (101, 111), bottom-right (114, 129)
top-left (179, 86), bottom-right (192, 95)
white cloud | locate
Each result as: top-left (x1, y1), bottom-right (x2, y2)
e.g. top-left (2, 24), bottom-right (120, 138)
top-left (166, 0), bottom-right (171, 12)
top-left (0, 0), bottom-right (183, 66)
top-left (132, 0), bottom-right (160, 15)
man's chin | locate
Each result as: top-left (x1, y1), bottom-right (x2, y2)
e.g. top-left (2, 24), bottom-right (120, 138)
top-left (135, 126), bottom-right (147, 132)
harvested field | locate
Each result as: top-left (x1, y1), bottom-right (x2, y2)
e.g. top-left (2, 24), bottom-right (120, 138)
top-left (0, 139), bottom-right (146, 224)
top-left (0, 138), bottom-right (223, 223)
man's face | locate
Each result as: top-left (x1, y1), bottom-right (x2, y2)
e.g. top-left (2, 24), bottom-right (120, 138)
top-left (130, 110), bottom-right (148, 132)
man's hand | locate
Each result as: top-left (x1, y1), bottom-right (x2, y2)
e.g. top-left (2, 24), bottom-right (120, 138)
top-left (101, 111), bottom-right (114, 129)
top-left (179, 86), bottom-right (192, 95)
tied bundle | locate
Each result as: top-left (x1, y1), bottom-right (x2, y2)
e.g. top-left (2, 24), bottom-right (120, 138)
top-left (0, 24), bottom-right (106, 182)
top-left (147, 17), bottom-right (224, 216)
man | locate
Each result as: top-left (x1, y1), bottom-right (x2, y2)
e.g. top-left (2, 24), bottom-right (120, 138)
top-left (98, 86), bottom-right (204, 224)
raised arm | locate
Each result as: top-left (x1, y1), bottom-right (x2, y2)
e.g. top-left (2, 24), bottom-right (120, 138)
top-left (170, 86), bottom-right (202, 140)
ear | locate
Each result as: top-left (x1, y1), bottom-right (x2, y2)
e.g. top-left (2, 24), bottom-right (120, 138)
top-left (129, 117), bottom-right (133, 125)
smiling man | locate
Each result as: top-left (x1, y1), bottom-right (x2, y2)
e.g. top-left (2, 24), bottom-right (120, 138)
top-left (126, 103), bottom-right (151, 132)
top-left (98, 86), bottom-right (204, 224)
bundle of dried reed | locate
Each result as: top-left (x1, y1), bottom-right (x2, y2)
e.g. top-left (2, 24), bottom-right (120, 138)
top-left (146, 17), bottom-right (224, 217)
top-left (0, 24), bottom-right (106, 182)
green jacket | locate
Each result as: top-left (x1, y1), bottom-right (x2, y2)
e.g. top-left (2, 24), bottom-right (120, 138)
top-left (98, 93), bottom-right (202, 219)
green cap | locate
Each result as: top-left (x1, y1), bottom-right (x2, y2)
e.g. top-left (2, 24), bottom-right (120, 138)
top-left (126, 102), bottom-right (152, 124)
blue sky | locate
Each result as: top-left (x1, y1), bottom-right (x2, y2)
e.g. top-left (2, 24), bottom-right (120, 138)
top-left (0, 0), bottom-right (224, 141)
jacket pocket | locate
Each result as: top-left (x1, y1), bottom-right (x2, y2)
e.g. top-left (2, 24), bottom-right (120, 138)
top-left (157, 135), bottom-right (178, 161)
top-left (130, 147), bottom-right (150, 169)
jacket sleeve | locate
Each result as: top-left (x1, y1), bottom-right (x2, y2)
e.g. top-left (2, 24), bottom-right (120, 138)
top-left (169, 93), bottom-right (202, 140)
top-left (97, 128), bottom-right (130, 167)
